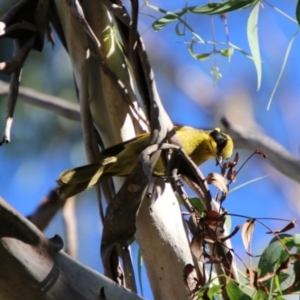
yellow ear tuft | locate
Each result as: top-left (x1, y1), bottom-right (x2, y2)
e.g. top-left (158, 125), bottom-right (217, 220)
top-left (222, 135), bottom-right (234, 160)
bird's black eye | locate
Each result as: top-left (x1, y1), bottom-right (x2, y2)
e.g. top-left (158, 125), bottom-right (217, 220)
top-left (210, 129), bottom-right (228, 156)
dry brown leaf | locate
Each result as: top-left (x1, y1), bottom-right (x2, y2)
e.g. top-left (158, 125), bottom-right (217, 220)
top-left (247, 266), bottom-right (259, 289)
top-left (257, 272), bottom-right (275, 283)
top-left (292, 253), bottom-right (300, 261)
top-left (205, 255), bottom-right (223, 264)
top-left (190, 235), bottom-right (204, 260)
top-left (225, 251), bottom-right (235, 279)
top-left (219, 225), bottom-right (241, 242)
top-left (232, 152), bottom-right (239, 164)
top-left (266, 220), bottom-right (297, 234)
top-left (275, 257), bottom-right (291, 274)
top-left (259, 283), bottom-right (269, 294)
top-left (183, 264), bottom-right (195, 289)
top-left (205, 210), bottom-right (226, 227)
top-left (288, 261), bottom-right (300, 293)
top-left (205, 173), bottom-right (228, 194)
top-left (203, 237), bottom-right (216, 244)
top-left (241, 219), bottom-right (256, 253)
top-left (255, 149), bottom-right (267, 158)
top-left (227, 169), bottom-right (237, 182)
top-left (222, 152), bottom-right (238, 176)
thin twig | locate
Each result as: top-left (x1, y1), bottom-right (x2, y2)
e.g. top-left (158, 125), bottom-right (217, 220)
top-left (129, 0), bottom-right (139, 58)
top-left (263, 0), bottom-right (297, 24)
top-left (0, 80), bottom-right (81, 121)
top-left (0, 35), bottom-right (35, 144)
top-left (0, 34), bottom-right (35, 75)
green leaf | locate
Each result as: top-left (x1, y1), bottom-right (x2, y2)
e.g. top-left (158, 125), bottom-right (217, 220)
top-left (226, 279), bottom-right (252, 300)
top-left (281, 259), bottom-right (300, 294)
top-left (273, 273), bottom-right (292, 295)
top-left (294, 233), bottom-right (300, 245)
top-left (211, 294), bottom-right (223, 300)
top-left (274, 272), bottom-right (282, 295)
top-left (258, 235), bottom-right (294, 291)
top-left (208, 285), bottom-right (223, 298)
top-left (175, 22), bottom-right (185, 36)
top-left (259, 235), bottom-right (293, 273)
top-left (247, 1), bottom-right (261, 90)
top-left (228, 42), bottom-right (253, 59)
top-left (219, 48), bottom-right (234, 58)
top-left (153, 12), bottom-right (183, 31)
top-left (190, 0), bottom-right (259, 15)
top-left (193, 52), bottom-right (212, 60)
top-left (197, 277), bottom-right (220, 298)
top-left (296, 0), bottom-right (300, 26)
top-left (188, 41), bottom-right (211, 60)
top-left (146, 1), bottom-right (184, 31)
top-left (148, 2), bottom-right (205, 42)
top-left (149, 0), bottom-right (259, 31)
top-left (267, 30), bottom-right (299, 110)
top-left (188, 197), bottom-right (205, 213)
top-left (253, 287), bottom-right (268, 300)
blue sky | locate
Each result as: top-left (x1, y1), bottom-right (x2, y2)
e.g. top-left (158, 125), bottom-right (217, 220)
top-left (1, 1), bottom-right (300, 299)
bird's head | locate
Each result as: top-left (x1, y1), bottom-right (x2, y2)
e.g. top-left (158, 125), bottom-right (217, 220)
top-left (209, 128), bottom-right (234, 164)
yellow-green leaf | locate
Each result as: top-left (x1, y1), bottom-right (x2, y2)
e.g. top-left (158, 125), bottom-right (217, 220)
top-left (267, 30), bottom-right (299, 110)
top-left (220, 48), bottom-right (234, 58)
top-left (247, 1), bottom-right (261, 90)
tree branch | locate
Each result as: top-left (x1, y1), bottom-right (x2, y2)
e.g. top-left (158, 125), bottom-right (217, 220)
top-left (222, 117), bottom-right (300, 182)
top-left (0, 79), bottom-right (81, 121)
top-left (0, 197), bottom-right (145, 300)
top-left (27, 189), bottom-right (65, 231)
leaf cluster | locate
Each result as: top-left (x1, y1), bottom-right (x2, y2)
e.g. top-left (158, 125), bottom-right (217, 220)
top-left (147, 0), bottom-right (300, 98)
top-left (181, 151), bottom-right (300, 299)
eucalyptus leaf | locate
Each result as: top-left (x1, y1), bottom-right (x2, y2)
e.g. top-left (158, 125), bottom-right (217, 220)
top-left (267, 30), bottom-right (299, 110)
top-left (296, 0), bottom-right (300, 26)
top-left (188, 42), bottom-right (211, 60)
top-left (175, 22), bottom-right (185, 36)
top-left (258, 235), bottom-right (295, 291)
top-left (191, 0), bottom-right (259, 15)
top-left (226, 279), bottom-right (252, 300)
top-left (220, 48), bottom-right (234, 58)
top-left (247, 1), bottom-right (261, 90)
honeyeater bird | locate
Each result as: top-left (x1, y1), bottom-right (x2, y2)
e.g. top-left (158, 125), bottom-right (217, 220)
top-left (57, 126), bottom-right (233, 198)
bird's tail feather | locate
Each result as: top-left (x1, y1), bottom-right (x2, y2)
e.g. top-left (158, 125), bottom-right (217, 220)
top-left (57, 157), bottom-right (117, 198)
top-left (57, 181), bottom-right (95, 199)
